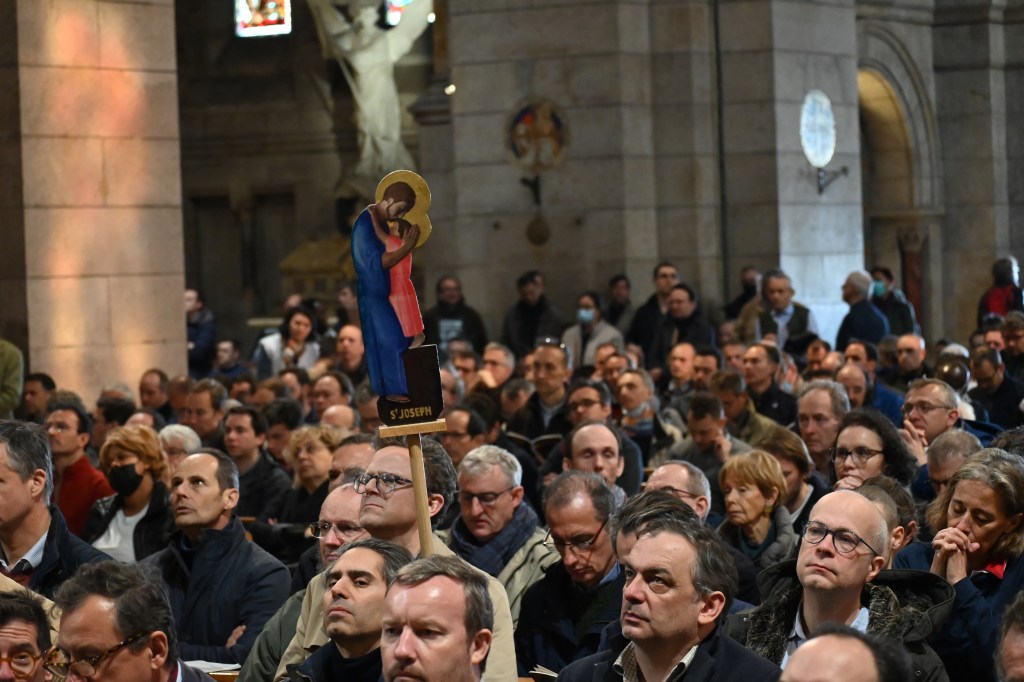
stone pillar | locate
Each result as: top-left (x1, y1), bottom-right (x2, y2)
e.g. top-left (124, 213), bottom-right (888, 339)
top-left (719, 0), bottom-right (863, 344)
top-left (933, 0), bottom-right (1010, 337)
top-left (0, 0), bottom-right (186, 399)
top-left (442, 0), bottom-right (660, 323)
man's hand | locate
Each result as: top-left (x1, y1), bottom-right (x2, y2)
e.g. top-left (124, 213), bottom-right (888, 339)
top-left (899, 418), bottom-right (928, 467)
top-left (226, 625), bottom-right (246, 648)
top-left (713, 434), bottom-right (733, 463)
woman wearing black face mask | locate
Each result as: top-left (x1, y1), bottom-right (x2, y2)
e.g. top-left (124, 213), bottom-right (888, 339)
top-left (83, 425), bottom-right (173, 562)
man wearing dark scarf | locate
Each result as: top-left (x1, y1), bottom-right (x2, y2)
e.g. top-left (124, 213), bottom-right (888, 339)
top-left (443, 446), bottom-right (558, 626)
top-left (422, 275), bottom-right (489, 357)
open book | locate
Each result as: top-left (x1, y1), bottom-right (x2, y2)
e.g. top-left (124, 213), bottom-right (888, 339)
top-left (530, 664), bottom-right (558, 681)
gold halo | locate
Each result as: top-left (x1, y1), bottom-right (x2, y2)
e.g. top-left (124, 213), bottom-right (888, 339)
top-left (375, 170), bottom-right (432, 247)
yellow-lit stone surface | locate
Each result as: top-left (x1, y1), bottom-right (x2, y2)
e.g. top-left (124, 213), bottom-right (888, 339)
top-left (10, 0), bottom-right (186, 400)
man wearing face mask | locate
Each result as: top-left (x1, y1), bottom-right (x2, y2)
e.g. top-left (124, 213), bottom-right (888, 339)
top-left (869, 267), bottom-right (920, 337)
top-left (561, 291), bottom-right (623, 374)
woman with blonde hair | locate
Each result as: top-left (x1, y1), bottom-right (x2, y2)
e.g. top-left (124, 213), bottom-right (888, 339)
top-left (83, 425), bottom-right (173, 562)
top-left (717, 450), bottom-right (797, 568)
top-left (894, 448), bottom-right (1024, 681)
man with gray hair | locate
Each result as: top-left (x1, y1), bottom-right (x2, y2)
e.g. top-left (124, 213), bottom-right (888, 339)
top-left (515, 471), bottom-right (624, 675)
top-left (797, 380), bottom-right (849, 474)
top-left (0, 420), bottom-right (108, 599)
top-left (145, 450), bottom-right (290, 664)
top-left (383, 554), bottom-right (495, 682)
top-left (559, 490), bottom-right (781, 681)
top-left (727, 491), bottom-right (950, 678)
top-left (836, 271), bottom-right (889, 351)
top-left (444, 445), bottom-right (557, 625)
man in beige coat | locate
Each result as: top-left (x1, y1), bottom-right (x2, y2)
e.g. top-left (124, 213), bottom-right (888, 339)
top-left (274, 437), bottom-right (517, 681)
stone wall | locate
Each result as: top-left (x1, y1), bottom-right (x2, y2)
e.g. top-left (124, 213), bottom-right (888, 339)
top-left (1, 0), bottom-right (186, 399)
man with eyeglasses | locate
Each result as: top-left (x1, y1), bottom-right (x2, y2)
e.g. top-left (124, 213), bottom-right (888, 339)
top-left (514, 471), bottom-right (625, 676)
top-left (272, 437), bottom-right (518, 682)
top-left (559, 490), bottom-right (781, 681)
top-left (726, 491), bottom-right (952, 678)
top-left (50, 561), bottom-right (216, 682)
top-left (240, 484), bottom-right (367, 682)
top-left (899, 378), bottom-right (981, 471)
top-left (442, 446), bottom-right (558, 626)
top-left (0, 591), bottom-right (50, 682)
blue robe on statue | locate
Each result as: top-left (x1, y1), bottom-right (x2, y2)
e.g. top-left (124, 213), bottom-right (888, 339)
top-left (352, 207), bottom-right (409, 397)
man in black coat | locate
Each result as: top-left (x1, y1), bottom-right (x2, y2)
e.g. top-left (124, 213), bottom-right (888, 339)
top-left (145, 449), bottom-right (290, 665)
top-left (0, 420), bottom-right (109, 600)
top-left (557, 490), bottom-right (779, 681)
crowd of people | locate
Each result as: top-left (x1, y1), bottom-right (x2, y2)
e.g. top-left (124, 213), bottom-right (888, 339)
top-left (0, 258), bottom-right (1024, 680)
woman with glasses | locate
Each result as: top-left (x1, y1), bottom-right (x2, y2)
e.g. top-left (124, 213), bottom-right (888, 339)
top-left (830, 409), bottom-right (917, 491)
top-left (250, 425), bottom-right (343, 560)
top-left (717, 450), bottom-right (797, 569)
top-left (894, 449), bottom-right (1024, 681)
top-left (83, 425), bottom-right (173, 562)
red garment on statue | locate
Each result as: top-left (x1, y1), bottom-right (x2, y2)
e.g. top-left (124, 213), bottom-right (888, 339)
top-left (57, 455), bottom-right (114, 537)
top-left (386, 234), bottom-right (424, 337)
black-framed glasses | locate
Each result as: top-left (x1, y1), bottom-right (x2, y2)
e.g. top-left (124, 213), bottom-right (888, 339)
top-left (830, 446), bottom-right (883, 466)
top-left (545, 519), bottom-right (608, 555)
top-left (0, 650), bottom-right (42, 678)
top-left (354, 472), bottom-right (413, 498)
top-left (458, 487), bottom-right (514, 508)
top-left (45, 632), bottom-right (146, 678)
top-left (309, 520), bottom-right (364, 541)
top-left (802, 521), bottom-right (880, 556)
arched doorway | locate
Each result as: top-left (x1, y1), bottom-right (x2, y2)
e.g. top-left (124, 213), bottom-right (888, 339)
top-left (857, 22), bottom-right (944, 338)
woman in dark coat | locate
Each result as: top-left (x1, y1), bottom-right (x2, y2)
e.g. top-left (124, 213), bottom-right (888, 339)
top-left (84, 425), bottom-right (173, 561)
top-left (894, 448), bottom-right (1024, 682)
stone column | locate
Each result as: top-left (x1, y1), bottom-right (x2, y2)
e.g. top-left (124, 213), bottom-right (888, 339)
top-left (933, 0), bottom-right (1010, 336)
top-left (0, 0), bottom-right (186, 399)
top-left (719, 0), bottom-right (864, 344)
top-left (442, 0), bottom-right (661, 321)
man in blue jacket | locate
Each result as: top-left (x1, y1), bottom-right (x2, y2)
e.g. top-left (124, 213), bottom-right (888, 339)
top-left (145, 449), bottom-right (290, 665)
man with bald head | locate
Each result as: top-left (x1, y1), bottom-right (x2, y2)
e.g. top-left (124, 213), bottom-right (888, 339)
top-left (883, 334), bottom-right (930, 393)
top-left (781, 625), bottom-right (913, 682)
top-left (835, 362), bottom-right (904, 427)
top-left (660, 342), bottom-right (697, 417)
top-left (320, 404), bottom-right (358, 431)
top-left (727, 491), bottom-right (950, 677)
top-left (566, 421), bottom-right (627, 507)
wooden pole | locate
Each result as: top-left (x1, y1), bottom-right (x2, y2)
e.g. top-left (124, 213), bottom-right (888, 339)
top-left (379, 418), bottom-right (446, 557)
top-left (406, 433), bottom-right (435, 556)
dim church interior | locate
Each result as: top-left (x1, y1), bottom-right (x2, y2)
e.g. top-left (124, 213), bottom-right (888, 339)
top-left (1, 0), bottom-right (1022, 398)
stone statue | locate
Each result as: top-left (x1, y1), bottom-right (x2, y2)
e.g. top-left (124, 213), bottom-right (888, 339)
top-left (307, 0), bottom-right (433, 202)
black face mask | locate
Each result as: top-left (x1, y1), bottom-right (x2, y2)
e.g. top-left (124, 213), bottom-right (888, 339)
top-left (107, 463), bottom-right (144, 498)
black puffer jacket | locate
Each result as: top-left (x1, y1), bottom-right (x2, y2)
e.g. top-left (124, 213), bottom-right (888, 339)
top-left (726, 560), bottom-right (953, 681)
top-left (82, 482), bottom-right (173, 561)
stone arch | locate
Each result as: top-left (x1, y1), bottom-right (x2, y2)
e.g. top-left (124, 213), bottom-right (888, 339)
top-left (857, 21), bottom-right (944, 337)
